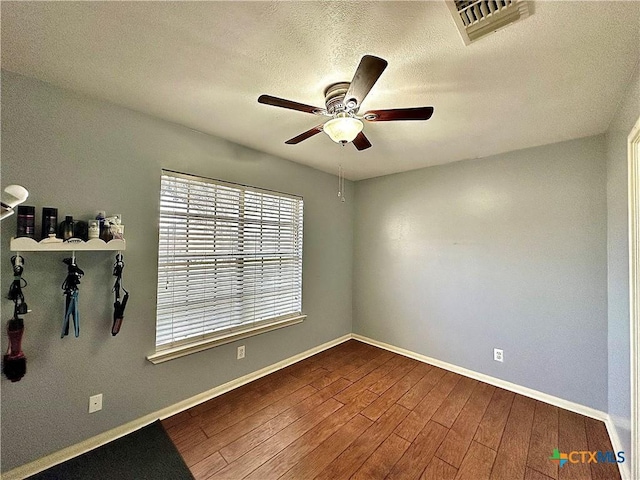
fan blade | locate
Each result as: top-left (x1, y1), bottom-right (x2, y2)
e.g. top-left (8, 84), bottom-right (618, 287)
top-left (285, 125), bottom-right (324, 144)
top-left (352, 132), bottom-right (372, 151)
top-left (258, 95), bottom-right (324, 115)
top-left (344, 55), bottom-right (388, 108)
top-left (363, 107), bottom-right (434, 122)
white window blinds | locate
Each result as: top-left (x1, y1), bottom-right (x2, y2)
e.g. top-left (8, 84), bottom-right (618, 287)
top-left (156, 171), bottom-right (303, 349)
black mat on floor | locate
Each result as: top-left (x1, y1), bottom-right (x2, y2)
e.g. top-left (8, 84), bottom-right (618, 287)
top-left (27, 420), bottom-right (193, 480)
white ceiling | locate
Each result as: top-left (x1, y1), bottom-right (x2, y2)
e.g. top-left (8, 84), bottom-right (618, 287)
top-left (1, 1), bottom-right (639, 180)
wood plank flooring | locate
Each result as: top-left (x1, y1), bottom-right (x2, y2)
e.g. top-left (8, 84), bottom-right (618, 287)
top-left (162, 340), bottom-right (621, 480)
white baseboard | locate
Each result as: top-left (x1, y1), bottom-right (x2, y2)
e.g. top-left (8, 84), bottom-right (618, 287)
top-left (352, 334), bottom-right (609, 421)
top-left (605, 415), bottom-right (631, 480)
top-left (1, 334), bottom-right (351, 480)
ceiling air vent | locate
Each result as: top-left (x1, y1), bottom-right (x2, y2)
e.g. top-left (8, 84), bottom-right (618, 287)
top-left (446, 0), bottom-right (532, 45)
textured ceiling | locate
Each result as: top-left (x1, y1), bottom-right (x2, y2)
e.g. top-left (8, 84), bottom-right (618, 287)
top-left (2, 1), bottom-right (639, 180)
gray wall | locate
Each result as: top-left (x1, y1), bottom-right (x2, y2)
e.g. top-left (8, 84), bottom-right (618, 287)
top-left (606, 62), bottom-right (640, 459)
top-left (353, 136), bottom-right (608, 411)
top-left (0, 71), bottom-right (354, 472)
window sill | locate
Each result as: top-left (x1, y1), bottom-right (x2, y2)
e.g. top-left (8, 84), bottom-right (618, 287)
top-left (146, 315), bottom-right (306, 364)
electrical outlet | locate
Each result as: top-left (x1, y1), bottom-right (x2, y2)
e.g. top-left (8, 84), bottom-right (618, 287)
top-left (89, 394), bottom-right (103, 413)
top-left (237, 345), bottom-right (245, 360)
top-left (494, 348), bottom-right (504, 363)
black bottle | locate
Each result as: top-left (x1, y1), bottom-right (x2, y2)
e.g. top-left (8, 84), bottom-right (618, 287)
top-left (59, 216), bottom-right (75, 241)
top-left (16, 206), bottom-right (35, 238)
top-left (74, 220), bottom-right (88, 241)
top-left (41, 207), bottom-right (58, 240)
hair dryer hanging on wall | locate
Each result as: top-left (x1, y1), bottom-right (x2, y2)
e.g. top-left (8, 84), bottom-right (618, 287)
top-left (3, 255), bottom-right (29, 382)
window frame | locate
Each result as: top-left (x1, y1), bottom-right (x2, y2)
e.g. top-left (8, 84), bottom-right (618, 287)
top-left (148, 170), bottom-right (305, 364)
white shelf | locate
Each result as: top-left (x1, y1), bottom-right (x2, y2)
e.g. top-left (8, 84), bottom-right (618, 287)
top-left (10, 237), bottom-right (126, 252)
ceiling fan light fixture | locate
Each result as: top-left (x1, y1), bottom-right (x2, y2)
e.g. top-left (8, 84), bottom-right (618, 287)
top-left (323, 114), bottom-right (363, 144)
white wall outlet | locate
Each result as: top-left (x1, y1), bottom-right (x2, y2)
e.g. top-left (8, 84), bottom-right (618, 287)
top-left (237, 345), bottom-right (245, 360)
top-left (89, 393), bottom-right (103, 413)
top-left (494, 348), bottom-right (504, 363)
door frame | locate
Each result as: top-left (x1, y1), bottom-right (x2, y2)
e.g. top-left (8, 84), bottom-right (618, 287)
top-left (628, 115), bottom-right (640, 480)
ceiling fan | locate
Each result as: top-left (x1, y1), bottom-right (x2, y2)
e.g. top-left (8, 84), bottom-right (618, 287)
top-left (258, 55), bottom-right (434, 151)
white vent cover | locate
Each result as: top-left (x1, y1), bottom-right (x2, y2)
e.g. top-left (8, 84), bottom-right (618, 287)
top-left (446, 0), bottom-right (532, 45)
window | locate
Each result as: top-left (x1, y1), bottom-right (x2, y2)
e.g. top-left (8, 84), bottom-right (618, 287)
top-left (150, 170), bottom-right (304, 362)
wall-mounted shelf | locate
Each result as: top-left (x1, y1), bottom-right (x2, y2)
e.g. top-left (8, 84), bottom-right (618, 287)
top-left (10, 237), bottom-right (126, 252)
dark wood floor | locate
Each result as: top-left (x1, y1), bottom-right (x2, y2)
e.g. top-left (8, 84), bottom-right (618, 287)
top-left (162, 340), bottom-right (621, 480)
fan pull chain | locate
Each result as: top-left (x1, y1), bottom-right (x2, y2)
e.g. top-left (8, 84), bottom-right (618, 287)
top-left (338, 165), bottom-right (346, 203)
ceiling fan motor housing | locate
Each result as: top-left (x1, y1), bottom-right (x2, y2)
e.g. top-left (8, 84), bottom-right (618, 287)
top-left (324, 82), bottom-right (353, 116)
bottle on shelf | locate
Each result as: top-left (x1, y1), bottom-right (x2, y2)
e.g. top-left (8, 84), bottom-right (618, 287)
top-left (16, 206), bottom-right (36, 238)
top-left (100, 221), bottom-right (112, 242)
top-left (41, 207), bottom-right (58, 240)
top-left (59, 215), bottom-right (75, 241)
top-left (88, 220), bottom-right (100, 239)
top-left (96, 211), bottom-right (105, 231)
top-left (74, 220), bottom-right (89, 241)
top-left (96, 210), bottom-right (112, 241)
